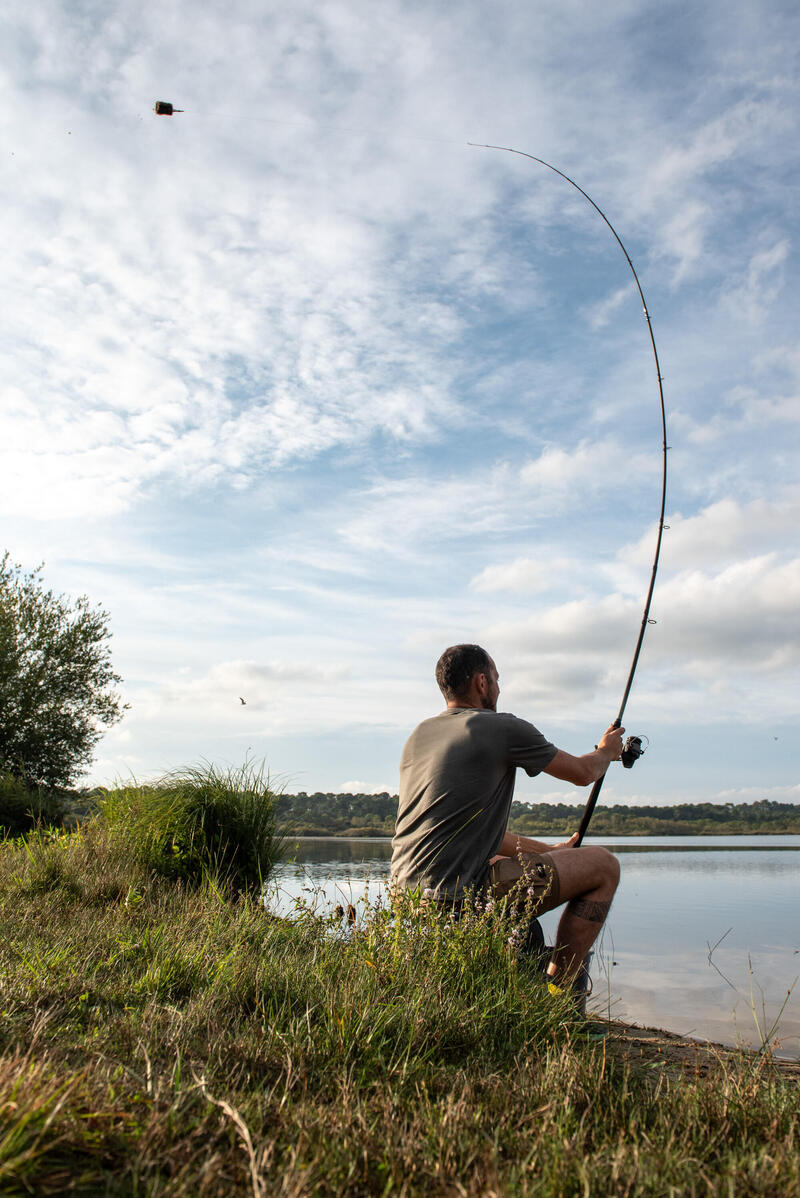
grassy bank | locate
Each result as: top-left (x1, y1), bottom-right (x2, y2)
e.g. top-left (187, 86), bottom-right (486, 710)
top-left (1, 779), bottom-right (799, 1194)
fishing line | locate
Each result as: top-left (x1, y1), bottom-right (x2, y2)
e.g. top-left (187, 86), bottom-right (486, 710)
top-left (469, 142), bottom-right (669, 844)
top-left (151, 99), bottom-right (457, 145)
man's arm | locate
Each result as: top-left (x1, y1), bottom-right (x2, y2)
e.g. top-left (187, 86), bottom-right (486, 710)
top-left (491, 724), bottom-right (624, 861)
top-left (543, 723), bottom-right (624, 787)
top-left (494, 829), bottom-right (579, 858)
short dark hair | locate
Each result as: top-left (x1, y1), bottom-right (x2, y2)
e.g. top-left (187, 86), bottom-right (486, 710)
top-left (435, 644), bottom-right (493, 701)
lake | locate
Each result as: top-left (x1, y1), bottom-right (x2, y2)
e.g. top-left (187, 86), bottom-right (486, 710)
top-left (268, 835), bottom-right (800, 1059)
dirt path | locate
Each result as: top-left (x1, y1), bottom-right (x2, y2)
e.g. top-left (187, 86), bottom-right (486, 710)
top-left (601, 1018), bottom-right (800, 1083)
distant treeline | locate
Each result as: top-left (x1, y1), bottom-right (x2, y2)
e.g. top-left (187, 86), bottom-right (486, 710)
top-left (276, 793), bottom-right (800, 837)
top-left (276, 792), bottom-right (399, 837)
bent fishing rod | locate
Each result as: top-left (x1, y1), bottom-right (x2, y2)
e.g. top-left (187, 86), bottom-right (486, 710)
top-left (469, 143), bottom-right (669, 845)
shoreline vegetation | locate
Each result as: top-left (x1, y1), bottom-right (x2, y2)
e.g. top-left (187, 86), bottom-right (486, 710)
top-left (273, 792), bottom-right (800, 838)
top-left (3, 775), bottom-right (799, 839)
top-left (2, 768), bottom-right (800, 1193)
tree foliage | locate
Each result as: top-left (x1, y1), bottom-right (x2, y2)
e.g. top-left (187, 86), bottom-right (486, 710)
top-left (507, 798), bottom-right (800, 836)
top-left (0, 552), bottom-right (127, 787)
top-left (274, 792), bottom-right (800, 836)
top-left (276, 791), bottom-right (399, 835)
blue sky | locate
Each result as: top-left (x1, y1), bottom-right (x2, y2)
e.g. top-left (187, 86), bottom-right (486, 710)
top-left (2, 0), bottom-right (798, 808)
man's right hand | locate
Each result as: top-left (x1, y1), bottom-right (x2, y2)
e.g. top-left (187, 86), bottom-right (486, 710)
top-left (597, 724), bottom-right (625, 762)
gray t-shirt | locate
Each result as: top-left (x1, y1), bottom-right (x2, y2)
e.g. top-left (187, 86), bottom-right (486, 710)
top-left (391, 708), bottom-right (557, 900)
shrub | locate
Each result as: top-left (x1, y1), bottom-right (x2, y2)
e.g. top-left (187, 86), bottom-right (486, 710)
top-left (0, 772), bottom-right (64, 837)
top-left (99, 761), bottom-right (281, 895)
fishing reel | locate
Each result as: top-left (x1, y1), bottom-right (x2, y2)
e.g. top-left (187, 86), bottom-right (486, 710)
top-left (621, 734), bottom-right (648, 769)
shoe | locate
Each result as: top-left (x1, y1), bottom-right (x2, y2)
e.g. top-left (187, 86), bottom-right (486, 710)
top-left (547, 952), bottom-right (593, 1017)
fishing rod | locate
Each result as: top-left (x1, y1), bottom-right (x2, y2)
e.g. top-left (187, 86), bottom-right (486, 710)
top-left (469, 143), bottom-right (669, 845)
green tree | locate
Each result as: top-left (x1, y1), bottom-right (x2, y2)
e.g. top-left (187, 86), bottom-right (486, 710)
top-left (0, 552), bottom-right (128, 787)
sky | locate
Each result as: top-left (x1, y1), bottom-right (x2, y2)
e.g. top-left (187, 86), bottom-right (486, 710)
top-left (2, 0), bottom-right (798, 810)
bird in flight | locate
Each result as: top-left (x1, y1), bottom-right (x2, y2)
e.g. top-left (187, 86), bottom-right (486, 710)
top-left (239, 697), bottom-right (247, 705)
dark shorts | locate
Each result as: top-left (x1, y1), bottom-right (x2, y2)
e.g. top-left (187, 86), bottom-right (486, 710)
top-left (488, 851), bottom-right (561, 916)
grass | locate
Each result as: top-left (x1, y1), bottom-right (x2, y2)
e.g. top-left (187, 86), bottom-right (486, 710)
top-left (0, 781), bottom-right (798, 1195)
top-left (97, 761), bottom-right (282, 896)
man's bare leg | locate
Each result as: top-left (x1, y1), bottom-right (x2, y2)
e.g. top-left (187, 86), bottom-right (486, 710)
top-left (545, 847), bottom-right (620, 986)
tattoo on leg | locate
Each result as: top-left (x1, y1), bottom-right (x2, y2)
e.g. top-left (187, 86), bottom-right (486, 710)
top-left (566, 898), bottom-right (611, 924)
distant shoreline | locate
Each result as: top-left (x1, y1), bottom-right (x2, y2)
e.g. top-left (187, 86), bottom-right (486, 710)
top-left (274, 795), bottom-right (800, 838)
top-left (41, 791), bottom-right (800, 840)
top-left (281, 830), bottom-right (800, 840)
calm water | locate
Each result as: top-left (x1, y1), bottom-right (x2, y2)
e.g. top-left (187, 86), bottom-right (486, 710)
top-left (268, 836), bottom-right (800, 1059)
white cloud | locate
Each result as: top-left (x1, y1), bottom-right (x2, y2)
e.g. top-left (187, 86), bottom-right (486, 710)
top-left (585, 284), bottom-right (636, 330)
top-left (651, 555), bottom-right (800, 669)
top-left (341, 438), bottom-right (653, 556)
top-left (479, 543), bottom-right (800, 726)
top-left (644, 102), bottom-right (759, 196)
top-left (1, 152), bottom-right (469, 518)
top-left (337, 780), bottom-right (396, 795)
top-left (5, 5), bottom-right (516, 523)
top-left (132, 658), bottom-right (334, 724)
top-left (669, 378), bottom-right (800, 445)
top-left (519, 439), bottom-right (652, 490)
top-left (636, 95), bottom-right (794, 279)
top-left (471, 555), bottom-right (575, 594)
top-left (721, 238), bottom-right (790, 323)
top-left (660, 200), bottom-right (711, 281)
top-left (711, 784), bottom-right (800, 805)
top-left (620, 491), bottom-right (800, 571)
top-left (125, 652), bottom-right (426, 740)
top-left (489, 594), bottom-right (636, 659)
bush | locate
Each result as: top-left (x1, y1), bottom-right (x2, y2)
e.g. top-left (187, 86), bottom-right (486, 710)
top-left (0, 772), bottom-right (64, 837)
top-left (99, 761), bottom-right (281, 895)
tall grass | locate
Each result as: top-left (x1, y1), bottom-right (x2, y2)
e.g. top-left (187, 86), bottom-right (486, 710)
top-left (99, 760), bottom-right (281, 896)
top-left (0, 814), bottom-right (798, 1195)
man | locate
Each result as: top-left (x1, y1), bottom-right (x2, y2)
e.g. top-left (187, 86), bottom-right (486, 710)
top-left (391, 643), bottom-right (623, 1003)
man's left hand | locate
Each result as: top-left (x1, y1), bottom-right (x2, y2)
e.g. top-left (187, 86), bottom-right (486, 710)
top-left (550, 832), bottom-right (580, 852)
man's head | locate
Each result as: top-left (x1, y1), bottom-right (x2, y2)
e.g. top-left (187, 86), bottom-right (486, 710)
top-left (435, 644), bottom-right (499, 711)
